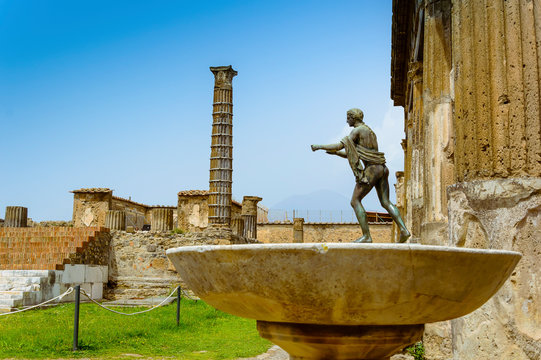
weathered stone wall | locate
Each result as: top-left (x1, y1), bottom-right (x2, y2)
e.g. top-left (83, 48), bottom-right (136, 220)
top-left (72, 189), bottom-right (112, 227)
top-left (107, 229), bottom-right (254, 299)
top-left (447, 178), bottom-right (541, 359)
top-left (111, 196), bottom-right (150, 229)
top-left (177, 190), bottom-right (242, 232)
top-left (257, 223), bottom-right (393, 244)
top-left (177, 192), bottom-right (209, 231)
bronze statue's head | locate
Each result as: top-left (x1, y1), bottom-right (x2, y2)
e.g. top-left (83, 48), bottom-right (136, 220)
top-left (346, 108), bottom-right (364, 126)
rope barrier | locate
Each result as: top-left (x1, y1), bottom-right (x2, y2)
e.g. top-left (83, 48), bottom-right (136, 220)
top-left (180, 288), bottom-right (199, 301)
top-left (0, 285), bottom-right (197, 317)
top-left (0, 287), bottom-right (74, 316)
top-left (80, 286), bottom-right (182, 316)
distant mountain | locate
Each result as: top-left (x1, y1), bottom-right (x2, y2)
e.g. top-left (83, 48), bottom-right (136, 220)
top-left (268, 190), bottom-right (355, 223)
top-left (267, 189), bottom-right (385, 223)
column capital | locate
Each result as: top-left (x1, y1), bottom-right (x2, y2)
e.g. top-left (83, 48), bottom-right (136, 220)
top-left (210, 65), bottom-right (238, 88)
top-left (241, 196), bottom-right (262, 216)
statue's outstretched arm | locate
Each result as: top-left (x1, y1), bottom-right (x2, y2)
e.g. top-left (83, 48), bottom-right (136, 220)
top-left (311, 142), bottom-right (344, 152)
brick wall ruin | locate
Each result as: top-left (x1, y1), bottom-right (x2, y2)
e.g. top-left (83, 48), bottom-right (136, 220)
top-left (0, 227), bottom-right (110, 270)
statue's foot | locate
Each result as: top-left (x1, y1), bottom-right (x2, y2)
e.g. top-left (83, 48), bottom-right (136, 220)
top-left (398, 229), bottom-right (411, 243)
top-left (354, 235), bottom-right (372, 243)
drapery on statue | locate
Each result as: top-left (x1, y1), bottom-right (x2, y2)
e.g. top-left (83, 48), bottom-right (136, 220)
top-left (311, 108), bottom-right (411, 243)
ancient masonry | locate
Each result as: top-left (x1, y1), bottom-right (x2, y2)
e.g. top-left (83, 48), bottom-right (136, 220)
top-left (241, 196), bottom-right (262, 239)
top-left (391, 0), bottom-right (541, 358)
top-left (208, 66), bottom-right (237, 228)
top-left (5, 206), bottom-right (28, 228)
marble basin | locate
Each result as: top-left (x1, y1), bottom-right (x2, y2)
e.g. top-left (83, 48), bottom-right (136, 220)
top-left (166, 243), bottom-right (521, 359)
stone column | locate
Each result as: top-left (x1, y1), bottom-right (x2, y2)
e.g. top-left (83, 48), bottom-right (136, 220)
top-left (151, 208), bottom-right (173, 232)
top-left (446, 1), bottom-right (541, 358)
top-left (452, 0), bottom-right (541, 181)
top-left (231, 217), bottom-right (244, 237)
top-left (241, 196), bottom-right (262, 239)
top-left (420, 0), bottom-right (454, 246)
top-left (4, 206), bottom-right (27, 227)
top-left (293, 218), bottom-right (304, 243)
top-left (105, 210), bottom-right (126, 230)
top-left (406, 61), bottom-right (424, 241)
top-left (392, 172), bottom-right (405, 243)
top-left (208, 66), bottom-right (238, 228)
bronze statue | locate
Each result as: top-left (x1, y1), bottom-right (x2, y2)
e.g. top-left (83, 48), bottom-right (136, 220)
top-left (311, 108), bottom-right (411, 243)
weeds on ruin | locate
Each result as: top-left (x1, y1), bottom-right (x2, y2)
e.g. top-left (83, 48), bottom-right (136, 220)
top-left (406, 341), bottom-right (425, 360)
top-left (0, 300), bottom-right (270, 359)
top-left (171, 227), bottom-right (185, 235)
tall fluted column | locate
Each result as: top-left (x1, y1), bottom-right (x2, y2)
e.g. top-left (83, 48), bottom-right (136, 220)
top-left (241, 196), bottom-right (262, 239)
top-left (452, 0), bottom-right (541, 181)
top-left (151, 208), bottom-right (173, 231)
top-left (406, 61), bottom-right (424, 241)
top-left (446, 1), bottom-right (541, 358)
top-left (231, 217), bottom-right (244, 237)
top-left (208, 66), bottom-right (238, 228)
top-left (105, 210), bottom-right (126, 230)
top-left (420, 0), bottom-right (454, 245)
top-left (5, 206), bottom-right (27, 227)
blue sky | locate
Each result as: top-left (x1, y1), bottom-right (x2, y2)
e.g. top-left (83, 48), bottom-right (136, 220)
top-left (0, 1), bottom-right (405, 221)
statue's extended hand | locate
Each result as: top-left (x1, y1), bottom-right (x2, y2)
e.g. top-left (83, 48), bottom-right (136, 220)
top-left (311, 145), bottom-right (320, 152)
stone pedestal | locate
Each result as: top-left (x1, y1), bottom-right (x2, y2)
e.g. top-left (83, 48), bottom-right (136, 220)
top-left (258, 321), bottom-right (424, 360)
top-left (4, 206), bottom-right (27, 227)
top-left (293, 218), bottom-right (304, 243)
top-left (242, 196), bottom-right (262, 239)
top-left (105, 210), bottom-right (126, 231)
top-left (151, 208), bottom-right (173, 232)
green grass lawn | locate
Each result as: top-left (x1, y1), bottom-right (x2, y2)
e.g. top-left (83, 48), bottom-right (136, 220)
top-left (0, 299), bottom-right (271, 359)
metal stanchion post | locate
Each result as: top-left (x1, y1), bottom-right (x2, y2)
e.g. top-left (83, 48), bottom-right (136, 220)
top-left (73, 285), bottom-right (80, 351)
top-left (176, 287), bottom-right (181, 327)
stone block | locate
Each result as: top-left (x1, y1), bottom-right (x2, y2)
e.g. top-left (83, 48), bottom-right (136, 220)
top-left (85, 265), bottom-right (105, 283)
top-left (98, 265), bottom-right (108, 283)
top-left (81, 283), bottom-right (92, 298)
top-left (91, 282), bottom-right (103, 300)
top-left (62, 264), bottom-right (85, 284)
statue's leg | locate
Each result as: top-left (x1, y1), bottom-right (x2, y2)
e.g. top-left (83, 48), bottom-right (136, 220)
top-left (375, 167), bottom-right (411, 243)
top-left (351, 182), bottom-right (373, 243)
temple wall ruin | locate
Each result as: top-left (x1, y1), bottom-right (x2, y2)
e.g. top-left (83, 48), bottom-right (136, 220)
top-left (391, 0), bottom-right (541, 358)
top-left (257, 222), bottom-right (392, 244)
top-left (177, 190), bottom-right (248, 233)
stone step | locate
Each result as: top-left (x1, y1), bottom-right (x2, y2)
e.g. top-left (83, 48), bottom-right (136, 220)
top-left (108, 277), bottom-right (178, 300)
top-left (0, 291), bottom-right (24, 300)
top-left (0, 270), bottom-right (54, 278)
top-left (0, 297), bottom-right (23, 308)
top-left (0, 284), bottom-right (37, 292)
top-left (0, 306), bottom-right (14, 313)
top-left (0, 276), bottom-right (46, 285)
